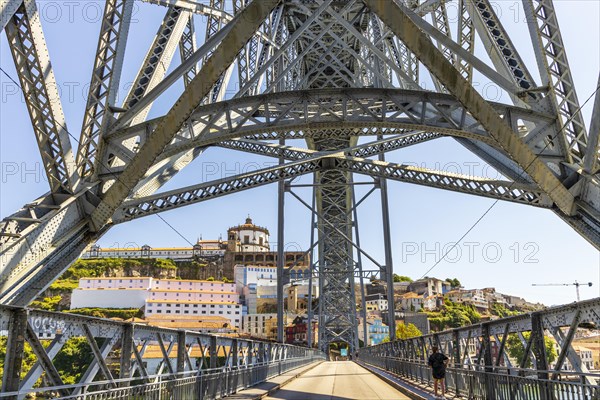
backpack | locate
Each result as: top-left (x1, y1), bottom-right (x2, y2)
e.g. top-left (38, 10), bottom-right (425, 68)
top-left (431, 353), bottom-right (445, 369)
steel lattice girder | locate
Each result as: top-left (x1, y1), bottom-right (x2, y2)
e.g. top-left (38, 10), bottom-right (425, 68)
top-left (215, 132), bottom-right (442, 161)
top-left (89, 0), bottom-right (281, 231)
top-left (97, 6), bottom-right (189, 177)
top-left (1, 0), bottom-right (22, 31)
top-left (5, 0), bottom-right (78, 194)
top-left (312, 136), bottom-right (359, 353)
top-left (76, 0), bottom-right (134, 178)
top-left (0, 0), bottom-right (599, 310)
top-left (98, 6), bottom-right (198, 199)
top-left (523, 0), bottom-right (589, 166)
top-left (363, 0), bottom-right (574, 215)
top-left (0, 192), bottom-right (95, 305)
top-left (112, 152), bottom-right (551, 224)
top-left (584, 74), bottom-right (600, 174)
top-left (105, 88), bottom-right (560, 170)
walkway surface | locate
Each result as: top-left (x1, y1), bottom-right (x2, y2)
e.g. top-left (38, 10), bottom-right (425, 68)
top-left (263, 361), bottom-right (412, 400)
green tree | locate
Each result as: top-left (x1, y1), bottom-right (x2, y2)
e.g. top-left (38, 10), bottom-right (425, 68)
top-left (207, 276), bottom-right (215, 281)
top-left (505, 333), bottom-right (557, 368)
top-left (0, 337), bottom-right (38, 389)
top-left (30, 295), bottom-right (62, 311)
top-left (53, 338), bottom-right (96, 385)
top-left (396, 322), bottom-right (422, 339)
top-left (445, 278), bottom-right (461, 288)
top-left (393, 274), bottom-right (413, 283)
top-left (491, 303), bottom-right (519, 318)
top-left (424, 301), bottom-right (481, 331)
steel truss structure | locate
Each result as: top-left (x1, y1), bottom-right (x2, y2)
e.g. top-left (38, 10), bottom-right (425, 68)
top-left (1, 0), bottom-right (599, 357)
top-left (0, 305), bottom-right (323, 398)
top-left (359, 298), bottom-right (600, 399)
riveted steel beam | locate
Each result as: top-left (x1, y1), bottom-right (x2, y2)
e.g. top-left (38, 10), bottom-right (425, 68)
top-left (584, 75), bottom-right (600, 174)
top-left (90, 0), bottom-right (281, 231)
top-left (364, 0), bottom-right (575, 216)
top-left (76, 0), bottom-right (134, 178)
top-left (1, 0), bottom-right (21, 30)
top-left (5, 0), bottom-right (78, 194)
top-left (523, 0), bottom-right (589, 166)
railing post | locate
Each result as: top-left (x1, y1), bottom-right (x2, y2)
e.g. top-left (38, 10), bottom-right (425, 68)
top-left (177, 330), bottom-right (186, 373)
top-left (453, 329), bottom-right (461, 398)
top-left (246, 341), bottom-right (253, 366)
top-left (119, 323), bottom-right (134, 383)
top-left (482, 323), bottom-right (495, 399)
top-left (232, 339), bottom-right (239, 368)
top-left (210, 336), bottom-right (218, 369)
top-left (258, 342), bottom-right (265, 364)
top-left (531, 312), bottom-right (550, 400)
top-left (1, 308), bottom-right (27, 399)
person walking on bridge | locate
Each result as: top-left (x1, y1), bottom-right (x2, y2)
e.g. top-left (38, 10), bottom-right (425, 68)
top-left (428, 346), bottom-right (449, 399)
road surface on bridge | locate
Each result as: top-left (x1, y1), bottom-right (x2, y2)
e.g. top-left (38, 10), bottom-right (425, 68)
top-left (264, 361), bottom-right (411, 400)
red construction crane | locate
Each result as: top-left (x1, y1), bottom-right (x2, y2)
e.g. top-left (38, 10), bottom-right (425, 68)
top-left (531, 281), bottom-right (593, 302)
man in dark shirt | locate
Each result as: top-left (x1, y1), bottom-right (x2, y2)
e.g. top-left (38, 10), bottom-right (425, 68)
top-left (427, 346), bottom-right (449, 399)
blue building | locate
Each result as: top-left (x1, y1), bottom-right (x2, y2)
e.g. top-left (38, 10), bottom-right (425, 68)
top-left (359, 317), bottom-right (389, 345)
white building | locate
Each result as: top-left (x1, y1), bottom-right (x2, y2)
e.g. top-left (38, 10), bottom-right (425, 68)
top-left (445, 289), bottom-right (488, 310)
top-left (145, 301), bottom-right (242, 327)
top-left (234, 264), bottom-right (277, 293)
top-left (227, 217), bottom-right (270, 253)
top-left (423, 295), bottom-right (443, 311)
top-left (70, 277), bottom-right (242, 327)
top-left (408, 278), bottom-right (447, 297)
top-left (482, 288), bottom-right (509, 307)
top-left (365, 293), bottom-right (388, 311)
top-left (560, 345), bottom-right (595, 371)
top-left (71, 277), bottom-right (151, 309)
top-left (399, 292), bottom-right (424, 311)
top-left (83, 242), bottom-right (226, 260)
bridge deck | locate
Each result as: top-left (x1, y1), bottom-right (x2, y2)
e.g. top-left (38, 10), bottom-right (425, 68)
top-left (263, 361), bottom-right (412, 400)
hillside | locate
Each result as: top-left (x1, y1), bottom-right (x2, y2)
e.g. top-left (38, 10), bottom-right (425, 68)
top-left (32, 257), bottom-right (227, 313)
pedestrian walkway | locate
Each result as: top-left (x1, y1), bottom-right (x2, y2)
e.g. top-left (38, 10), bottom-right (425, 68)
top-left (263, 361), bottom-right (412, 400)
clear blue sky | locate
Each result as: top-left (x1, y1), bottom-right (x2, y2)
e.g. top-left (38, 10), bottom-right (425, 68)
top-left (1, 1), bottom-right (598, 306)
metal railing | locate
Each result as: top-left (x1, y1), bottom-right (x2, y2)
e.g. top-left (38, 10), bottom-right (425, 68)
top-left (357, 299), bottom-right (600, 399)
top-left (0, 306), bottom-right (325, 399)
top-left (358, 352), bottom-right (600, 399)
top-left (0, 356), bottom-right (321, 400)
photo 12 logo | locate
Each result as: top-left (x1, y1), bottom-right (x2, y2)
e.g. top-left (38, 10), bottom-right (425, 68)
top-left (37, 1), bottom-right (141, 24)
top-left (400, 241), bottom-right (540, 264)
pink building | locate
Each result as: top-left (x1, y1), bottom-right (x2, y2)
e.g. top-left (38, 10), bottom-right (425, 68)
top-left (71, 277), bottom-right (242, 327)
